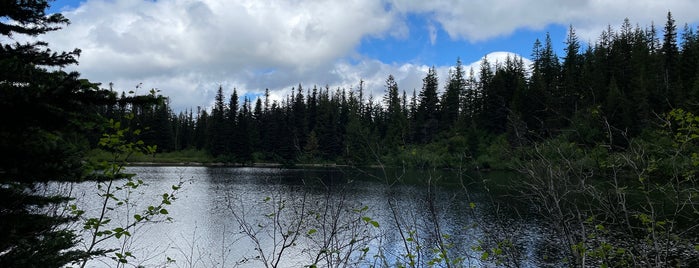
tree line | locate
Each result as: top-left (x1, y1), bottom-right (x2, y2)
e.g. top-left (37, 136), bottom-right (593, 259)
top-left (96, 12), bottom-right (699, 166)
top-left (2, 1), bottom-right (698, 265)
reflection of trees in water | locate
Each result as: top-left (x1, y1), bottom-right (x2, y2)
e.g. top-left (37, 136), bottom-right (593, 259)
top-left (219, 168), bottom-right (558, 267)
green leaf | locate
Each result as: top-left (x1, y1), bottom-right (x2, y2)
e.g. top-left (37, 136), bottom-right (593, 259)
top-left (307, 229), bottom-right (317, 235)
top-left (480, 252), bottom-right (489, 260)
top-left (370, 220), bottom-right (379, 228)
top-left (159, 208), bottom-right (168, 215)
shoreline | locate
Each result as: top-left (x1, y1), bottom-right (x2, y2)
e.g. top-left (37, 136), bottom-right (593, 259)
top-left (126, 162), bottom-right (353, 168)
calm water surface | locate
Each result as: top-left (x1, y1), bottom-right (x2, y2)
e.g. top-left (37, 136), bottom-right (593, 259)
top-left (64, 166), bottom-right (561, 267)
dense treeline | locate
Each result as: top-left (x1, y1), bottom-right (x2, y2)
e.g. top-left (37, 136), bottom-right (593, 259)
top-left (100, 12), bottom-right (699, 167)
top-left (0, 1), bottom-right (162, 266)
top-left (3, 2), bottom-right (698, 265)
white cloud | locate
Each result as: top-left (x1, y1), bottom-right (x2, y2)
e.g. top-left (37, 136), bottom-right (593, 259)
top-left (39, 0), bottom-right (699, 111)
top-left (428, 22), bottom-right (437, 45)
top-left (45, 0), bottom-right (397, 111)
top-left (389, 0), bottom-right (699, 42)
top-left (466, 51), bottom-right (534, 76)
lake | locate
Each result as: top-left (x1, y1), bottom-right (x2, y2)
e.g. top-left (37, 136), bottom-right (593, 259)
top-left (59, 166), bottom-right (563, 267)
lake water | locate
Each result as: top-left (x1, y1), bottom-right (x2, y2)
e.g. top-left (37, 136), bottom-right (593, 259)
top-left (61, 166), bottom-right (563, 267)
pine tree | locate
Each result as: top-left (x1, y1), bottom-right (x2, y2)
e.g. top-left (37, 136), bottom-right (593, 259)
top-left (662, 11), bottom-right (681, 106)
top-left (383, 75), bottom-right (407, 148)
top-left (291, 85), bottom-right (307, 154)
top-left (235, 97), bottom-right (253, 161)
top-left (251, 97), bottom-right (263, 150)
top-left (415, 66), bottom-right (440, 143)
top-left (440, 58), bottom-right (465, 131)
top-left (481, 55), bottom-right (525, 134)
top-left (463, 67), bottom-right (479, 122)
top-left (208, 86), bottom-right (227, 157)
top-left (227, 89), bottom-right (239, 156)
top-left (308, 86), bottom-right (318, 132)
top-left (408, 88), bottom-right (418, 143)
top-left (476, 56), bottom-right (494, 130)
top-left (151, 98), bottom-right (175, 152)
top-left (528, 33), bottom-right (562, 134)
top-left (562, 25), bottom-right (582, 117)
top-left (680, 24), bottom-right (699, 110)
top-left (0, 1), bottom-right (120, 266)
top-left (194, 107), bottom-right (209, 150)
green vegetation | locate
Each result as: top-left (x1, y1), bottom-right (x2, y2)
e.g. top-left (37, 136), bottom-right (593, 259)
top-left (94, 13), bottom-right (699, 172)
top-left (76, 114), bottom-right (182, 267)
top-left (87, 148), bottom-right (214, 164)
top-left (0, 2), bottom-right (181, 266)
top-left (2, 0), bottom-right (699, 266)
top-left (504, 109), bottom-right (699, 266)
top-left (1, 1), bottom-right (112, 266)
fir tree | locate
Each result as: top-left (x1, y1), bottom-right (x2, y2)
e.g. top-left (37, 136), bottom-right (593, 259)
top-left (0, 1), bottom-right (120, 266)
top-left (383, 75), bottom-right (407, 147)
top-left (440, 58), bottom-right (465, 131)
top-left (208, 86), bottom-right (227, 157)
top-left (416, 66), bottom-right (440, 143)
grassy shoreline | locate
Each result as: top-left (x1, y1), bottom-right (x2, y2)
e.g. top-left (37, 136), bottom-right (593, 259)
top-left (87, 148), bottom-right (499, 170)
top-left (87, 149), bottom-right (356, 168)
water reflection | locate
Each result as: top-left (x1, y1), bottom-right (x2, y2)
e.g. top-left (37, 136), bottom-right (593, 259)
top-left (63, 166), bottom-right (560, 267)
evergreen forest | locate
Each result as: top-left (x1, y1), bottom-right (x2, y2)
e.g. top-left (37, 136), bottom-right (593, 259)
top-left (2, 1), bottom-right (699, 266)
top-left (100, 14), bottom-right (699, 169)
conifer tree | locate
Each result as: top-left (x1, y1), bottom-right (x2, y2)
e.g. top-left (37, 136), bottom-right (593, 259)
top-left (662, 11), bottom-right (681, 106)
top-left (416, 66), bottom-right (440, 143)
top-left (384, 75), bottom-right (407, 147)
top-left (209, 86), bottom-right (227, 157)
top-left (680, 24), bottom-right (699, 110)
top-left (440, 58), bottom-right (465, 131)
top-left (0, 1), bottom-right (121, 266)
top-left (562, 25), bottom-right (582, 117)
top-left (227, 89), bottom-right (239, 156)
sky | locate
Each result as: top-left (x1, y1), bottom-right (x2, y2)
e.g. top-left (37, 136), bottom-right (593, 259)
top-left (38, 0), bottom-right (699, 112)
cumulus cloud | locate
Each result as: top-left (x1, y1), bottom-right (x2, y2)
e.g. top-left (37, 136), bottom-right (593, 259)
top-left (389, 0), bottom-right (699, 42)
top-left (45, 0), bottom-right (397, 110)
top-left (40, 0), bottom-right (699, 111)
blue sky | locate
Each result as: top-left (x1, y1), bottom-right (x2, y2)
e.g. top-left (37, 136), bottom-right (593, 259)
top-left (43, 0), bottom-right (698, 112)
top-left (356, 13), bottom-right (568, 66)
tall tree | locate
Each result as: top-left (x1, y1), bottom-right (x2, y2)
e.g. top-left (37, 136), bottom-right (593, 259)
top-left (208, 86), bottom-right (227, 157)
top-left (680, 24), bottom-right (699, 110)
top-left (561, 25), bottom-right (583, 117)
top-left (0, 1), bottom-right (123, 266)
top-left (226, 89), bottom-right (239, 156)
top-left (661, 11), bottom-right (681, 106)
top-left (476, 56), bottom-right (494, 130)
top-left (234, 97), bottom-right (253, 161)
top-left (291, 85), bottom-right (307, 153)
top-left (528, 33), bottom-right (562, 133)
top-left (416, 66), bottom-right (440, 143)
top-left (440, 58), bottom-right (465, 131)
top-left (383, 75), bottom-right (407, 147)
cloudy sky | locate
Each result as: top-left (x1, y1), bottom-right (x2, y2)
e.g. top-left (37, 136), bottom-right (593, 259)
top-left (42, 0), bottom-right (699, 112)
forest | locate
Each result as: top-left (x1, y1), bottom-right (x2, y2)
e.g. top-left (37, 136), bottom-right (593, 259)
top-left (96, 13), bottom-right (699, 169)
top-left (2, 1), bottom-right (699, 266)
